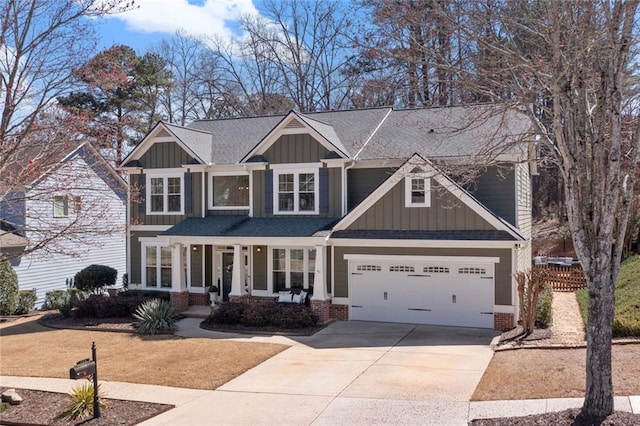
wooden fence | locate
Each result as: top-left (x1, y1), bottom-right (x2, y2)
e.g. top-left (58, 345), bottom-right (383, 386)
top-left (533, 264), bottom-right (587, 291)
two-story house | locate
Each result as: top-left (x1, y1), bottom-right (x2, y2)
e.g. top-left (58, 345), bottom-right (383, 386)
top-left (120, 106), bottom-right (533, 330)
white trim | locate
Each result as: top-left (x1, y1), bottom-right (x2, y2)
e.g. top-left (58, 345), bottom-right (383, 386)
top-left (122, 122), bottom-right (206, 165)
top-left (404, 173), bottom-right (431, 208)
top-left (271, 162), bottom-right (323, 170)
top-left (207, 164), bottom-right (254, 173)
top-left (494, 305), bottom-right (516, 314)
top-left (208, 172), bottom-right (251, 210)
top-left (241, 112), bottom-right (349, 162)
top-left (343, 254), bottom-right (500, 264)
top-left (272, 166), bottom-right (319, 215)
top-left (145, 171), bottom-right (185, 215)
top-left (331, 297), bottom-right (349, 305)
top-left (330, 238), bottom-right (520, 249)
top-left (167, 236), bottom-right (327, 246)
top-left (267, 246), bottom-right (317, 294)
top-left (138, 236), bottom-right (170, 244)
top-left (130, 225), bottom-right (172, 232)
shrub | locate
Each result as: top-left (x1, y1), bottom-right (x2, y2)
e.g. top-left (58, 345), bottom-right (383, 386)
top-left (73, 294), bottom-right (143, 318)
top-left (133, 298), bottom-right (178, 335)
top-left (535, 285), bottom-right (553, 328)
top-left (74, 265), bottom-right (117, 294)
top-left (13, 289), bottom-right (37, 315)
top-left (0, 259), bottom-right (19, 315)
top-left (44, 289), bottom-right (88, 317)
top-left (241, 304), bottom-right (276, 327)
top-left (209, 302), bottom-right (248, 324)
top-left (62, 382), bottom-right (106, 420)
top-left (270, 303), bottom-right (318, 329)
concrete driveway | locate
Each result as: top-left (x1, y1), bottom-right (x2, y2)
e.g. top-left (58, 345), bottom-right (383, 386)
top-left (149, 320), bottom-right (498, 425)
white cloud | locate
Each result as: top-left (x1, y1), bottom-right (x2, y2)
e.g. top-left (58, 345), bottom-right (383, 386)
top-left (111, 0), bottom-right (260, 41)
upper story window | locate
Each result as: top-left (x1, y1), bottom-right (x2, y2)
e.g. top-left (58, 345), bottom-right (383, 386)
top-left (53, 196), bottom-right (69, 218)
top-left (147, 172), bottom-right (183, 215)
top-left (210, 174), bottom-right (249, 209)
top-left (405, 173), bottom-right (431, 207)
top-left (274, 168), bottom-right (318, 214)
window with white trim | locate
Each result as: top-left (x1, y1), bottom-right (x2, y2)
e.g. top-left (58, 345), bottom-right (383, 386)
top-left (211, 174), bottom-right (249, 209)
top-left (274, 169), bottom-right (319, 214)
top-left (405, 173), bottom-right (431, 207)
top-left (271, 247), bottom-right (316, 292)
top-left (144, 244), bottom-right (172, 288)
top-left (147, 173), bottom-right (183, 214)
top-left (53, 196), bottom-right (69, 218)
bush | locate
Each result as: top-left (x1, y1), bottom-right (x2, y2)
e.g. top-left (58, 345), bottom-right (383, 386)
top-left (44, 289), bottom-right (88, 317)
top-left (535, 285), bottom-right (553, 328)
top-left (133, 298), bottom-right (178, 334)
top-left (74, 265), bottom-right (117, 294)
top-left (73, 294), bottom-right (143, 318)
top-left (206, 302), bottom-right (318, 329)
top-left (0, 259), bottom-right (19, 315)
top-left (13, 289), bottom-right (37, 315)
top-left (62, 382), bottom-right (106, 420)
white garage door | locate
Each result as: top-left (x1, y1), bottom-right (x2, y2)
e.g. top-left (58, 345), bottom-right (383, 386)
top-left (349, 257), bottom-right (495, 328)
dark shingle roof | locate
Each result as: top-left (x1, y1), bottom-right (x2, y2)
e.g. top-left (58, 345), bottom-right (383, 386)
top-left (161, 216), bottom-right (339, 238)
top-left (330, 229), bottom-right (517, 241)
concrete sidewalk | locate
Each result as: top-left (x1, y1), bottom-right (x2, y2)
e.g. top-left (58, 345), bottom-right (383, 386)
top-left (1, 375), bottom-right (638, 425)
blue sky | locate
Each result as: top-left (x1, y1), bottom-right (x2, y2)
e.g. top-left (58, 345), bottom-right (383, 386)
top-left (94, 0), bottom-right (262, 53)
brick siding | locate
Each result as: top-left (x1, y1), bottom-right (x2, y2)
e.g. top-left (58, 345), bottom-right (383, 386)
top-left (494, 313), bottom-right (515, 331)
top-left (170, 291), bottom-right (189, 312)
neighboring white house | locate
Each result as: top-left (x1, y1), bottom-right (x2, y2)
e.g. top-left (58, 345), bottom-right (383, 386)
top-left (0, 142), bottom-right (128, 307)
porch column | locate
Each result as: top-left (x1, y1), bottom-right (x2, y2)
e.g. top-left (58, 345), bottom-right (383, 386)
top-left (170, 242), bottom-right (188, 312)
top-left (312, 245), bottom-right (329, 301)
top-left (171, 243), bottom-right (186, 292)
top-left (230, 244), bottom-right (244, 297)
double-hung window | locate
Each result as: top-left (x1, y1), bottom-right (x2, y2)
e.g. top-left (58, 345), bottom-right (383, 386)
top-left (274, 168), bottom-right (318, 214)
top-left (144, 244), bottom-right (172, 288)
top-left (53, 196), bottom-right (69, 218)
top-left (405, 173), bottom-right (431, 207)
top-left (147, 172), bottom-right (183, 214)
top-left (271, 247), bottom-right (316, 293)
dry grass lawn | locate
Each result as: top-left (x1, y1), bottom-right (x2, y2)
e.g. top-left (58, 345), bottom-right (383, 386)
top-left (473, 345), bottom-right (640, 401)
top-left (0, 314), bottom-right (288, 390)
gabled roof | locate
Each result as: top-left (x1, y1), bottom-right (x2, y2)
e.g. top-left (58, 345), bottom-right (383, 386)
top-left (332, 153), bottom-right (525, 241)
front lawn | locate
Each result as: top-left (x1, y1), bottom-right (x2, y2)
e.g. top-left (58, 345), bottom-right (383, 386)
top-left (576, 255), bottom-right (640, 337)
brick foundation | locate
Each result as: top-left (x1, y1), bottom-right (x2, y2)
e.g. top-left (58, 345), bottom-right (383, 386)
top-left (329, 304), bottom-right (348, 321)
top-left (494, 313), bottom-right (515, 331)
top-left (189, 292), bottom-right (209, 306)
top-left (310, 299), bottom-right (331, 324)
top-left (170, 291), bottom-right (189, 313)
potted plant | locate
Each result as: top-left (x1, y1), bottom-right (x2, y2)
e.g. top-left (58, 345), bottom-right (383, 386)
top-left (208, 285), bottom-right (219, 306)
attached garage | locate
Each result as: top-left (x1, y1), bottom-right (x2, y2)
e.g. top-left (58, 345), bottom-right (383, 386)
top-left (346, 255), bottom-right (498, 328)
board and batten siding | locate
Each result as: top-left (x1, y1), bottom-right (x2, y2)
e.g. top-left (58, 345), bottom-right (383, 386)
top-left (138, 141), bottom-right (194, 169)
top-left (129, 231), bottom-right (159, 285)
top-left (13, 156), bottom-right (126, 307)
top-left (347, 179), bottom-right (495, 231)
top-left (347, 168), bottom-right (396, 211)
top-left (262, 134), bottom-right (329, 164)
top-left (464, 165), bottom-right (516, 226)
top-left (332, 246), bottom-right (513, 305)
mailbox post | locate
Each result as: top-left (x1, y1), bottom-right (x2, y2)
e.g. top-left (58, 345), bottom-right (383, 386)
top-left (69, 342), bottom-right (100, 418)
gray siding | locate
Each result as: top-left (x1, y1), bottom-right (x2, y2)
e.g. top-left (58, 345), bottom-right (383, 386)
top-left (253, 245), bottom-right (268, 290)
top-left (332, 246), bottom-right (512, 305)
top-left (190, 246), bottom-right (203, 287)
top-left (138, 142), bottom-right (194, 168)
top-left (129, 231), bottom-right (159, 285)
top-left (263, 134), bottom-right (329, 164)
top-left (253, 170), bottom-right (265, 217)
top-left (205, 245), bottom-right (213, 287)
top-left (348, 168), bottom-right (396, 211)
top-left (328, 167), bottom-right (342, 217)
top-left (348, 180), bottom-right (494, 231)
top-left (465, 165), bottom-right (516, 226)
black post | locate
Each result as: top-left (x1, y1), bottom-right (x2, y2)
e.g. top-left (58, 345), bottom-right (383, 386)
top-left (91, 341), bottom-right (101, 418)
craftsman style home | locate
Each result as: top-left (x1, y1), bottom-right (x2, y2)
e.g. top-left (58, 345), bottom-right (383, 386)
top-left (121, 106), bottom-right (533, 329)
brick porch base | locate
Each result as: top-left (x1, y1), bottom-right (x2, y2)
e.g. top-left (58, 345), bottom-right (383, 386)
top-left (494, 312), bottom-right (515, 330)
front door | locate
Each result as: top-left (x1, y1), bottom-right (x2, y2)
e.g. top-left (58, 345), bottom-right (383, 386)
top-left (222, 252), bottom-right (234, 302)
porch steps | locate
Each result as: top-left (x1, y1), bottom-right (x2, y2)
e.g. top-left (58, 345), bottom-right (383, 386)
top-left (182, 305), bottom-right (213, 319)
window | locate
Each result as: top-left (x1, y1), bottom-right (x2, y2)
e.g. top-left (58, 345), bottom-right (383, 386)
top-left (147, 174), bottom-right (183, 214)
top-left (424, 266), bottom-right (450, 273)
top-left (458, 267), bottom-right (486, 275)
top-left (356, 265), bottom-right (381, 272)
top-left (405, 174), bottom-right (431, 207)
top-left (53, 196), bottom-right (68, 218)
top-left (144, 244), bottom-right (173, 288)
top-left (389, 265), bottom-right (415, 272)
top-left (271, 247), bottom-right (316, 292)
top-left (211, 174), bottom-right (249, 208)
top-left (274, 169), bottom-right (318, 214)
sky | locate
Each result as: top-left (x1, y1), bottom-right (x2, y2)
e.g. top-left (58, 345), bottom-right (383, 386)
top-left (94, 0), bottom-right (263, 53)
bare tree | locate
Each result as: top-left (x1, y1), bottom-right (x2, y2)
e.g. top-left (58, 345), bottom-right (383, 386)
top-left (445, 0), bottom-right (639, 417)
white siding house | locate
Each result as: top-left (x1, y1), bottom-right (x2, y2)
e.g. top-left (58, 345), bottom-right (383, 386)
top-left (3, 143), bottom-right (127, 307)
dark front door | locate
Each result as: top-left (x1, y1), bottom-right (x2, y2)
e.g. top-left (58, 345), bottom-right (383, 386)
top-left (222, 252), bottom-right (234, 302)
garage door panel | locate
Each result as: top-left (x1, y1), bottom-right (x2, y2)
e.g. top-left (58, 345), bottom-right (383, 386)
top-left (349, 259), bottom-right (494, 328)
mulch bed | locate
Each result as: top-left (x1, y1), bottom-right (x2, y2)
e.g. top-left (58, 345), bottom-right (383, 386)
top-left (497, 325), bottom-right (553, 345)
top-left (39, 313), bottom-right (139, 333)
top-left (0, 388), bottom-right (173, 425)
top-left (470, 408), bottom-right (640, 425)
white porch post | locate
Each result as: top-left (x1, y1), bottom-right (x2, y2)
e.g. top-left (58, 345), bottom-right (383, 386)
top-left (312, 245), bottom-right (329, 300)
top-left (171, 243), bottom-right (186, 292)
top-left (230, 244), bottom-right (244, 296)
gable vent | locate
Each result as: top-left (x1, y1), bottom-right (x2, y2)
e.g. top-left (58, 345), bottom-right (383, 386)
top-left (156, 128), bottom-right (171, 137)
top-left (284, 118), bottom-right (304, 129)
